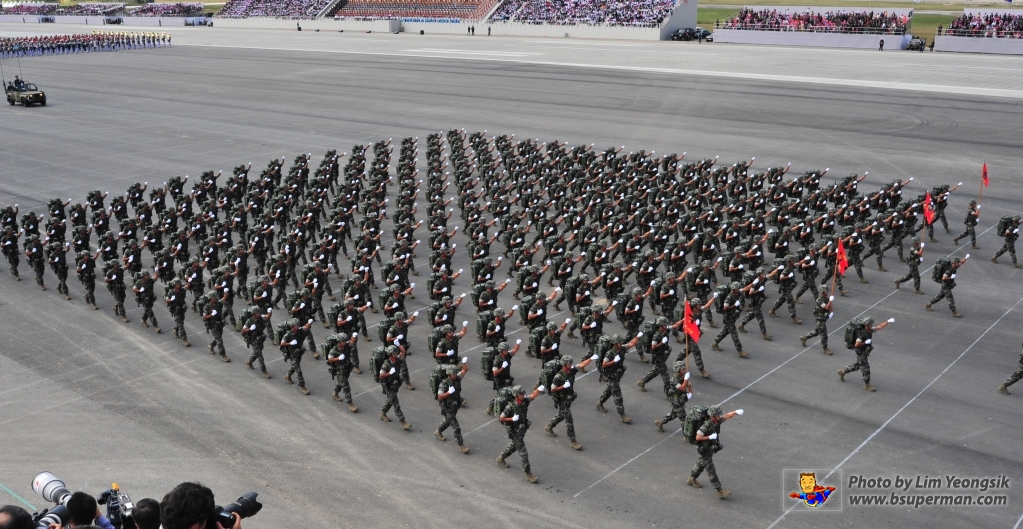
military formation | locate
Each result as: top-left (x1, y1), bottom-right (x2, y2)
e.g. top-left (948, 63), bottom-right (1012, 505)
top-left (2, 129), bottom-right (1013, 495)
top-left (0, 31), bottom-right (170, 58)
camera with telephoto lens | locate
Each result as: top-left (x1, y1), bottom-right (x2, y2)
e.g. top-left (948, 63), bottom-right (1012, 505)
top-left (209, 492), bottom-right (262, 528)
top-left (98, 483), bottom-right (135, 529)
top-left (32, 472), bottom-right (72, 506)
top-left (31, 505), bottom-right (67, 529)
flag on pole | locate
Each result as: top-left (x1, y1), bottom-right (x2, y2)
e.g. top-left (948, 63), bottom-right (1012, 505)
top-left (836, 239), bottom-right (849, 276)
top-left (683, 299), bottom-right (701, 343)
top-left (982, 162), bottom-right (989, 188)
top-left (923, 192), bottom-right (935, 225)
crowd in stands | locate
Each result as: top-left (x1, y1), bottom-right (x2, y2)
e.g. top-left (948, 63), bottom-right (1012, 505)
top-left (488, 0), bottom-right (675, 26)
top-left (945, 12), bottom-right (1023, 38)
top-left (219, 0), bottom-right (333, 18)
top-left (331, 0), bottom-right (484, 21)
top-left (54, 3), bottom-right (125, 16)
top-left (722, 8), bottom-right (909, 34)
top-left (0, 3), bottom-right (57, 15)
top-left (127, 2), bottom-right (204, 17)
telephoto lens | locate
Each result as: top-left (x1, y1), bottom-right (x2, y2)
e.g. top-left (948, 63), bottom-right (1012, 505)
top-left (32, 505), bottom-right (68, 529)
top-left (32, 472), bottom-right (72, 506)
top-left (210, 492), bottom-right (262, 527)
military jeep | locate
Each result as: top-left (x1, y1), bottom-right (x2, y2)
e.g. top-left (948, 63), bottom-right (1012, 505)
top-left (6, 82), bottom-right (47, 106)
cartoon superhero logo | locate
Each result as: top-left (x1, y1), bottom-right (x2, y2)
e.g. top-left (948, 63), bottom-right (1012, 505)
top-left (789, 472), bottom-right (836, 508)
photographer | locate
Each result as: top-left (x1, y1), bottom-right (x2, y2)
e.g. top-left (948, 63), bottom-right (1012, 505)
top-left (160, 483), bottom-right (241, 529)
top-left (131, 499), bottom-right (159, 529)
top-left (0, 505), bottom-right (34, 529)
top-left (65, 492), bottom-right (115, 529)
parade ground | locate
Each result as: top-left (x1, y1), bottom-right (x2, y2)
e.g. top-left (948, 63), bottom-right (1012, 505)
top-left (1, 25), bottom-right (1022, 528)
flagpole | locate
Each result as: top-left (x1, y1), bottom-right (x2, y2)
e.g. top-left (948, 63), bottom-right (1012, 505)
top-left (979, 164), bottom-right (985, 205)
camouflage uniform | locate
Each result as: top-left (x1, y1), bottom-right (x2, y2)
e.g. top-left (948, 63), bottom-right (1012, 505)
top-left (597, 339), bottom-right (630, 422)
top-left (800, 288), bottom-right (831, 354)
top-left (380, 351), bottom-right (409, 426)
top-left (657, 363), bottom-right (690, 430)
top-left (895, 239), bottom-right (923, 292)
top-left (547, 358), bottom-right (582, 447)
top-left (690, 408), bottom-right (725, 492)
top-left (999, 349), bottom-right (1023, 395)
top-left (499, 388), bottom-right (535, 477)
top-left (436, 366), bottom-right (467, 450)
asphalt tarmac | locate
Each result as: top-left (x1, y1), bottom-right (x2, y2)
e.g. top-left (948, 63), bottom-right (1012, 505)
top-left (0, 26), bottom-right (1022, 529)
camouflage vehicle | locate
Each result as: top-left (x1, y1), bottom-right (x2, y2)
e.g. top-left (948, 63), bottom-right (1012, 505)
top-left (6, 81), bottom-right (46, 106)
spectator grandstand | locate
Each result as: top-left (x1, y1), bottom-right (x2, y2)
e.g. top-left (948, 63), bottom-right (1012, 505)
top-left (0, 3), bottom-right (57, 15)
top-left (945, 11), bottom-right (1023, 38)
top-left (54, 3), bottom-right (125, 16)
top-left (487, 0), bottom-right (676, 26)
top-left (329, 0), bottom-right (496, 21)
top-left (218, 0), bottom-right (334, 18)
top-left (127, 2), bottom-right (205, 17)
top-left (722, 7), bottom-right (909, 34)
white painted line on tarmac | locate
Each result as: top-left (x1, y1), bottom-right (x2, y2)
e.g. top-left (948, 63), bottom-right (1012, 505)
top-left (767, 291), bottom-right (1023, 529)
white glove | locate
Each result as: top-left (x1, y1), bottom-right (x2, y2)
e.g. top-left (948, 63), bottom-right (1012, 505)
top-left (170, 296), bottom-right (176, 301)
top-left (738, 264), bottom-right (744, 269)
top-left (448, 386), bottom-right (456, 394)
top-left (662, 337), bottom-right (668, 344)
top-left (396, 334), bottom-right (404, 341)
top-left (669, 289), bottom-right (675, 295)
top-left (566, 318), bottom-right (572, 324)
top-left (552, 343), bottom-right (558, 350)
top-left (687, 392), bottom-right (693, 399)
top-left (536, 309), bottom-right (543, 315)
top-left (865, 339), bottom-right (872, 345)
top-left (389, 367), bottom-right (396, 374)
top-left (460, 293), bottom-right (467, 298)
top-left (591, 354), bottom-right (599, 361)
top-left (759, 286), bottom-right (765, 292)
top-left (462, 356), bottom-right (468, 364)
top-left (339, 354), bottom-right (345, 360)
top-left (684, 372), bottom-right (691, 381)
top-left (736, 409), bottom-right (744, 415)
top-left (829, 296), bottom-right (834, 302)
top-left (950, 273), bottom-right (956, 279)
top-left (887, 318), bottom-right (895, 323)
top-left (709, 433), bottom-right (718, 440)
top-left (249, 324), bottom-right (257, 331)
top-left (211, 310), bottom-right (218, 316)
top-left (537, 385), bottom-right (546, 392)
top-left (584, 291), bottom-right (590, 296)
top-left (447, 350), bottom-right (454, 357)
top-left (965, 253), bottom-right (970, 259)
top-left (516, 339), bottom-right (522, 345)
top-left (413, 311), bottom-right (420, 317)
top-left (290, 340), bottom-right (298, 345)
top-left (140, 287), bottom-right (145, 292)
top-left (512, 305), bottom-right (519, 310)
top-left (713, 292), bottom-right (719, 298)
top-left (612, 300), bottom-right (619, 306)
top-left (495, 324), bottom-right (501, 331)
top-left (563, 380), bottom-right (571, 388)
top-left (442, 315), bottom-right (448, 321)
top-left (511, 414), bottom-right (520, 422)
top-left (441, 287), bottom-right (447, 292)
top-left (502, 361), bottom-right (509, 368)
top-left (613, 355), bottom-right (621, 362)
top-left (353, 295), bottom-right (358, 300)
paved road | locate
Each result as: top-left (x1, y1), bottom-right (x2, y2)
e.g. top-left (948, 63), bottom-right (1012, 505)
top-left (0, 26), bottom-right (1022, 529)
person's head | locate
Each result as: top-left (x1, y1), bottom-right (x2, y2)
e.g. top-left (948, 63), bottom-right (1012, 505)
top-left (133, 498), bottom-right (160, 529)
top-left (0, 505), bottom-right (34, 529)
top-left (160, 482), bottom-right (216, 529)
top-left (67, 491), bottom-right (99, 527)
top-left (799, 472), bottom-right (819, 493)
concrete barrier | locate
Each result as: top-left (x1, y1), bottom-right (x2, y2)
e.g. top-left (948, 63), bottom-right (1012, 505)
top-left (935, 35), bottom-right (1023, 55)
top-left (714, 28), bottom-right (910, 50)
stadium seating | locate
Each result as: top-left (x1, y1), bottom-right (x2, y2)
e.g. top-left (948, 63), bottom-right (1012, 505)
top-left (54, 3), bottom-right (125, 16)
top-left (945, 12), bottom-right (1023, 38)
top-left (219, 0), bottom-right (334, 18)
top-left (487, 0), bottom-right (675, 26)
top-left (0, 3), bottom-right (57, 15)
top-left (127, 2), bottom-right (204, 17)
top-left (722, 8), bottom-right (909, 34)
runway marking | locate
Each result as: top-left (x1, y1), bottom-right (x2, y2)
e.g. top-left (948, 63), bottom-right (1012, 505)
top-left (0, 481), bottom-right (36, 511)
top-left (1013, 510), bottom-right (1023, 529)
top-left (573, 226), bottom-right (994, 498)
top-left (403, 47), bottom-right (540, 56)
top-left (178, 43), bottom-right (1023, 99)
top-left (767, 291), bottom-right (1023, 529)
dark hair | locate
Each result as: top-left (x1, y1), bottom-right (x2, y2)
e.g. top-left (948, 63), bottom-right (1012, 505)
top-left (0, 505), bottom-right (34, 529)
top-left (160, 482), bottom-right (214, 529)
top-left (67, 491), bottom-right (98, 526)
top-left (133, 498), bottom-right (161, 529)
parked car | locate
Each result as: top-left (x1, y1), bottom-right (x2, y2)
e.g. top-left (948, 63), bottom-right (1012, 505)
top-left (670, 28), bottom-right (712, 42)
top-left (906, 35), bottom-right (925, 51)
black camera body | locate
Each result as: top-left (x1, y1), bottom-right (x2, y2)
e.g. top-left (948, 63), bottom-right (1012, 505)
top-left (98, 484), bottom-right (135, 529)
top-left (209, 492), bottom-right (262, 528)
top-left (32, 505), bottom-right (67, 529)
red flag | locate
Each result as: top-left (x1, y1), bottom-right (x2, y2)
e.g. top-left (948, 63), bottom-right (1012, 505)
top-left (982, 163), bottom-right (989, 188)
top-left (836, 239), bottom-right (849, 276)
top-left (683, 299), bottom-right (701, 343)
top-left (923, 192), bottom-right (935, 226)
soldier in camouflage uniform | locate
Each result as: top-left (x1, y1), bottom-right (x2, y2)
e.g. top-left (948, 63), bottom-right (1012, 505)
top-left (595, 334), bottom-right (634, 424)
top-left (165, 279), bottom-right (189, 346)
top-left (688, 405), bottom-right (741, 499)
top-left (202, 295), bottom-right (230, 362)
top-left (326, 332), bottom-right (359, 411)
top-left (952, 200), bottom-right (980, 250)
top-left (799, 283), bottom-right (833, 355)
top-left (435, 362), bottom-right (470, 454)
top-left (47, 241), bottom-right (71, 299)
top-left (497, 385), bottom-right (542, 483)
top-left (838, 316), bottom-right (892, 391)
top-left (280, 318), bottom-right (312, 394)
top-left (712, 282), bottom-right (749, 358)
top-left (104, 260), bottom-right (129, 321)
top-left (654, 361), bottom-right (691, 432)
top-left (24, 235), bottom-right (46, 290)
top-left (545, 355), bottom-right (594, 450)
top-left (379, 345), bottom-right (412, 430)
top-left (895, 237), bottom-right (924, 294)
top-left (638, 317), bottom-right (673, 394)
top-left (738, 268), bottom-right (771, 340)
top-left (998, 343), bottom-right (1023, 395)
top-left (768, 256), bottom-right (801, 324)
top-left (242, 306), bottom-right (271, 378)
top-left (1, 226), bottom-right (20, 280)
top-left (992, 216), bottom-right (1021, 268)
top-left (132, 269), bottom-right (160, 332)
top-left (926, 255), bottom-right (967, 317)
